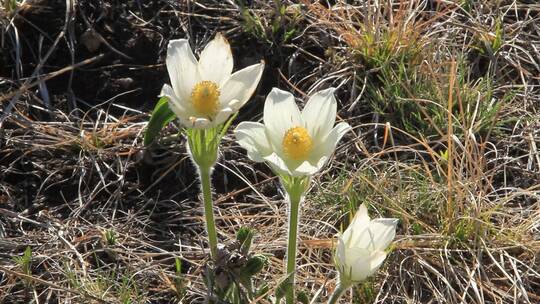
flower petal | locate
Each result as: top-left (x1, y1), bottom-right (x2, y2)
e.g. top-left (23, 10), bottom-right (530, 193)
top-left (212, 107), bottom-right (234, 126)
top-left (263, 88), bottom-right (302, 150)
top-left (311, 122), bottom-right (351, 162)
top-left (234, 122), bottom-right (272, 162)
top-left (369, 218), bottom-right (398, 251)
top-left (348, 218), bottom-right (397, 251)
top-left (336, 236), bottom-right (347, 268)
top-left (263, 152), bottom-right (293, 175)
top-left (292, 160), bottom-right (320, 176)
top-left (219, 62), bottom-right (264, 109)
top-left (302, 88), bottom-right (337, 139)
top-left (189, 117), bottom-right (211, 129)
top-left (159, 84), bottom-right (192, 126)
top-left (341, 204), bottom-right (370, 246)
top-left (166, 39), bottom-right (199, 100)
top-left (351, 204), bottom-right (371, 227)
top-left (198, 33), bottom-right (233, 85)
top-left (368, 250), bottom-right (388, 275)
top-left (346, 247), bottom-right (371, 282)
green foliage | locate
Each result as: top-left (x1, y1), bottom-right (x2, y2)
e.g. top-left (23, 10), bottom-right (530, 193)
top-left (13, 246), bottom-right (32, 287)
top-left (351, 26), bottom-right (422, 73)
top-left (340, 3), bottom-right (511, 140)
top-left (236, 226), bottom-right (255, 254)
top-left (242, 254), bottom-right (267, 278)
top-left (317, 165), bottom-right (446, 236)
top-left (235, 0), bottom-right (301, 45)
top-left (186, 112), bottom-right (237, 169)
top-left (353, 280), bottom-right (376, 304)
top-left (453, 218), bottom-right (474, 243)
top-left (472, 18), bottom-right (504, 57)
top-left (103, 229), bottom-right (116, 246)
top-left (362, 58), bottom-right (511, 139)
top-left (2, 0), bottom-right (19, 14)
top-left (274, 273), bottom-right (293, 304)
top-left (314, 171), bottom-right (370, 227)
top-left (206, 227), bottom-right (269, 304)
top-left (173, 257), bottom-right (187, 299)
top-left (64, 264), bottom-right (143, 303)
top-left (144, 96), bottom-right (176, 146)
top-left (460, 0), bottom-right (474, 13)
top-left (297, 290), bottom-right (310, 304)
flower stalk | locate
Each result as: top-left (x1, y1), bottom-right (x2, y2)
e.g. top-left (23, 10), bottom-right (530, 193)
top-left (187, 127), bottom-right (222, 260)
top-left (327, 281), bottom-right (349, 304)
top-left (281, 175), bottom-right (310, 304)
top-left (199, 164), bottom-right (218, 259)
top-left (285, 190), bottom-right (301, 303)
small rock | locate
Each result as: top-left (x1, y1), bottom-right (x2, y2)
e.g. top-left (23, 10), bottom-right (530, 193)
top-left (81, 29), bottom-right (101, 52)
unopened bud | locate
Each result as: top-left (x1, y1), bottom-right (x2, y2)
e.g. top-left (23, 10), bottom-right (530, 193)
top-left (236, 226), bottom-right (254, 254)
top-left (242, 254), bottom-right (267, 277)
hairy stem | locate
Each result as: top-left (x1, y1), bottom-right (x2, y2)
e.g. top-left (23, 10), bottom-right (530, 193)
top-left (199, 165), bottom-right (218, 259)
top-left (285, 192), bottom-right (301, 304)
top-left (327, 282), bottom-right (349, 304)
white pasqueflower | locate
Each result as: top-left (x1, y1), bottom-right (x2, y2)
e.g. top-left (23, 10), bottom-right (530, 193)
top-left (234, 88), bottom-right (351, 176)
top-left (161, 33), bottom-right (264, 129)
top-left (335, 204), bottom-right (398, 283)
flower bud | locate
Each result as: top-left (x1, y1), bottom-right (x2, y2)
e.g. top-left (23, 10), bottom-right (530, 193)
top-left (335, 204), bottom-right (398, 284)
top-left (241, 254), bottom-right (267, 277)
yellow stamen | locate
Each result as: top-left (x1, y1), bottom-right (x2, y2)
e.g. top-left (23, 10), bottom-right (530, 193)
top-left (191, 81), bottom-right (220, 116)
top-left (282, 126), bottom-right (313, 160)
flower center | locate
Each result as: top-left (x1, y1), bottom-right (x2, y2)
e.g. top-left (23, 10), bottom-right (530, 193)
top-left (190, 81), bottom-right (220, 116)
top-left (282, 126), bottom-right (313, 160)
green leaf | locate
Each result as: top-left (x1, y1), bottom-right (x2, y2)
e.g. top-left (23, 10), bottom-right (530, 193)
top-left (175, 257), bottom-right (182, 274)
top-left (144, 97), bottom-right (176, 146)
top-left (297, 290), bottom-right (309, 304)
top-left (274, 273), bottom-right (293, 303)
top-left (255, 283), bottom-right (269, 299)
top-left (236, 226), bottom-right (254, 254)
top-left (241, 254), bottom-right (267, 277)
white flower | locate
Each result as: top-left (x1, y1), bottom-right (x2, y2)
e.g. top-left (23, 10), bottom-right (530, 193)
top-left (335, 204), bottom-right (398, 283)
top-left (234, 88), bottom-right (351, 176)
top-left (161, 33), bottom-right (264, 129)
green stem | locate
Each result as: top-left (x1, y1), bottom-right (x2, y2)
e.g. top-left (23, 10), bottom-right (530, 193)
top-left (285, 192), bottom-right (301, 304)
top-left (199, 165), bottom-right (218, 259)
top-left (327, 282), bottom-right (349, 304)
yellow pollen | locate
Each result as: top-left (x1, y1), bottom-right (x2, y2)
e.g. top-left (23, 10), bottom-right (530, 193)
top-left (190, 81), bottom-right (220, 116)
top-left (282, 126), bottom-right (313, 160)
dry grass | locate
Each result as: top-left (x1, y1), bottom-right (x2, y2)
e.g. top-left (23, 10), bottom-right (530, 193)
top-left (1, 0), bottom-right (539, 303)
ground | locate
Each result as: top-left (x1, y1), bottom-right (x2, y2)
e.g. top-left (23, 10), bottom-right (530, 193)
top-left (1, 1), bottom-right (539, 303)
